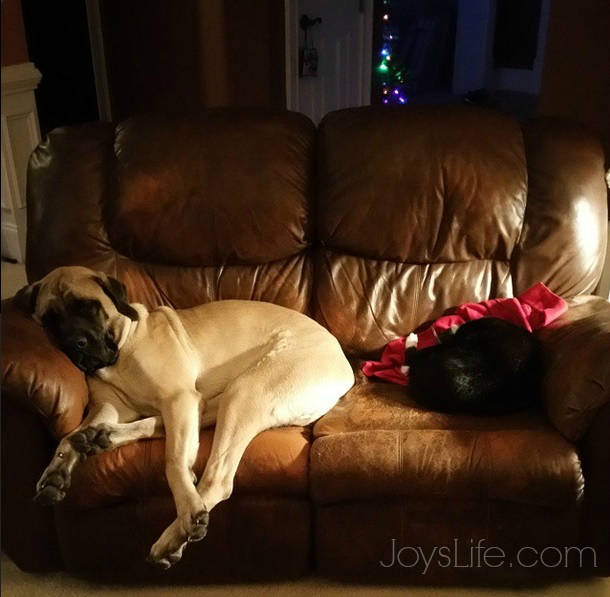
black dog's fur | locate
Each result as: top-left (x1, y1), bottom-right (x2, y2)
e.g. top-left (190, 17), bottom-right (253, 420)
top-left (405, 317), bottom-right (542, 415)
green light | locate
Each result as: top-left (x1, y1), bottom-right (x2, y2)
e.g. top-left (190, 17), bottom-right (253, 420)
top-left (377, 63), bottom-right (389, 72)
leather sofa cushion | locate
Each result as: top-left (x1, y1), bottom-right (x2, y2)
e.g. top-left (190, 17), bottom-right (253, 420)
top-left (314, 251), bottom-right (513, 357)
top-left (314, 107), bottom-right (607, 357)
top-left (25, 114), bottom-right (316, 314)
top-left (1, 299), bottom-right (88, 439)
top-left (311, 376), bottom-right (583, 508)
top-left (311, 427), bottom-right (582, 507)
top-left (66, 426), bottom-right (310, 508)
top-left (538, 295), bottom-right (610, 441)
top-left (317, 106), bottom-right (527, 264)
top-left (107, 112), bottom-right (315, 267)
top-left (314, 367), bottom-right (550, 436)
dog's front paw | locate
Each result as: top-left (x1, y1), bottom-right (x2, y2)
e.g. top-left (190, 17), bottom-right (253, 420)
top-left (69, 424), bottom-right (113, 456)
top-left (35, 464), bottom-right (71, 505)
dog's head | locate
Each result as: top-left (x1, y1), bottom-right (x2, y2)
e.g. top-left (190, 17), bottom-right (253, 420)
top-left (14, 266), bottom-right (139, 374)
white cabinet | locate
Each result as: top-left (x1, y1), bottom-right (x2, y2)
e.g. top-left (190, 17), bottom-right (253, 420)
top-left (1, 62), bottom-right (42, 263)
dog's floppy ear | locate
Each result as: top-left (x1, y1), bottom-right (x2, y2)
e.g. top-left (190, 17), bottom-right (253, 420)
top-left (13, 282), bottom-right (41, 314)
top-left (96, 275), bottom-right (139, 321)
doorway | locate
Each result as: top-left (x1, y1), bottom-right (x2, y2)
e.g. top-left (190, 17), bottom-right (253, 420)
top-left (21, 0), bottom-right (99, 136)
top-left (285, 0), bottom-right (374, 125)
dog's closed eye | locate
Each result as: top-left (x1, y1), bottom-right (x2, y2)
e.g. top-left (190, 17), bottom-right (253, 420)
top-left (70, 298), bottom-right (102, 318)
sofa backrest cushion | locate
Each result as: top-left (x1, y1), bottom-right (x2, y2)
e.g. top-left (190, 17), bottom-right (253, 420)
top-left (26, 106), bottom-right (607, 356)
top-left (26, 111), bottom-right (316, 312)
top-left (315, 106), bottom-right (607, 355)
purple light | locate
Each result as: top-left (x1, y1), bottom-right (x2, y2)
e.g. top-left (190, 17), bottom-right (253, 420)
top-left (383, 99), bottom-right (389, 104)
top-left (393, 89), bottom-right (399, 95)
top-left (399, 97), bottom-right (406, 104)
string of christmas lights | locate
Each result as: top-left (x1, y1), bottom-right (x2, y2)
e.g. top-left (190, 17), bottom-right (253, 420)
top-left (377, 0), bottom-right (407, 105)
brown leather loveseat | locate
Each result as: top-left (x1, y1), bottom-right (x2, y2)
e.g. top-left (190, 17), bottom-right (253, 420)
top-left (2, 106), bottom-right (609, 585)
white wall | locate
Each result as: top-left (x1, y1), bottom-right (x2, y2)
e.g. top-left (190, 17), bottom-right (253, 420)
top-left (453, 0), bottom-right (551, 97)
top-left (452, 0), bottom-right (495, 96)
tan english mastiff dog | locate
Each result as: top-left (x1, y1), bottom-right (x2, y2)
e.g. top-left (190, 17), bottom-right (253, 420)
top-left (15, 266), bottom-right (354, 569)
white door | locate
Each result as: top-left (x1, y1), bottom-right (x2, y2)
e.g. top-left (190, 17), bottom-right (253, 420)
top-left (285, 0), bottom-right (374, 125)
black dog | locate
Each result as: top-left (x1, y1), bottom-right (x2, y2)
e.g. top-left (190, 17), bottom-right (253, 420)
top-left (405, 317), bottom-right (542, 415)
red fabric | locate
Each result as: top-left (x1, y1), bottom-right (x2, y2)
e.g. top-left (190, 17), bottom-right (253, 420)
top-left (361, 283), bottom-right (568, 386)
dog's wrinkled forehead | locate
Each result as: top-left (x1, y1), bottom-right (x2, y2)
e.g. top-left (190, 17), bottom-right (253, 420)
top-left (15, 265), bottom-right (139, 322)
top-left (34, 268), bottom-right (113, 320)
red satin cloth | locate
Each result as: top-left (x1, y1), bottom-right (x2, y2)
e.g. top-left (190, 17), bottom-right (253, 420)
top-left (361, 283), bottom-right (568, 386)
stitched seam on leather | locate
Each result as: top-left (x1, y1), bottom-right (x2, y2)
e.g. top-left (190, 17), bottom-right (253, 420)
top-left (510, 122), bottom-right (529, 288)
top-left (513, 122), bottom-right (529, 250)
top-left (338, 255), bottom-right (389, 342)
top-left (412, 266), bottom-right (422, 329)
top-left (114, 251), bottom-right (312, 311)
top-left (323, 245), bottom-right (511, 267)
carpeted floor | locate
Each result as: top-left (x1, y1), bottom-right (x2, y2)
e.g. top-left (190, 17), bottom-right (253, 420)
top-left (2, 554), bottom-right (609, 597)
top-left (1, 261), bottom-right (26, 300)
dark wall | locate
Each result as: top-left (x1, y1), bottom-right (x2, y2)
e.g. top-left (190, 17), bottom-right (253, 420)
top-left (1, 0), bottom-right (29, 67)
top-left (100, 0), bottom-right (286, 121)
top-left (539, 0), bottom-right (610, 164)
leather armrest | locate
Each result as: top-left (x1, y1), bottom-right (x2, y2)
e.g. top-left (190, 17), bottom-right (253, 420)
top-left (1, 298), bottom-right (88, 439)
top-left (537, 295), bottom-right (610, 442)
top-left (579, 400), bottom-right (610, 574)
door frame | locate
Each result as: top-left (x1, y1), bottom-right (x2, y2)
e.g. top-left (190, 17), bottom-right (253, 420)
top-left (85, 0), bottom-right (112, 121)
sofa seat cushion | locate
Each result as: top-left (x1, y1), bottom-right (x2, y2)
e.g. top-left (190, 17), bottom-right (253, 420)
top-left (311, 375), bottom-right (583, 508)
top-left (314, 367), bottom-right (555, 436)
top-left (66, 426), bottom-right (310, 508)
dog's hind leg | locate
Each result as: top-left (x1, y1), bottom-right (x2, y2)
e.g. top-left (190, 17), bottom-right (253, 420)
top-left (200, 394), bottom-right (220, 428)
top-left (195, 388), bottom-right (268, 512)
top-left (147, 350), bottom-right (352, 569)
top-left (147, 392), bottom-right (208, 569)
top-left (148, 382), bottom-right (268, 569)
top-left (148, 357), bottom-right (288, 569)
